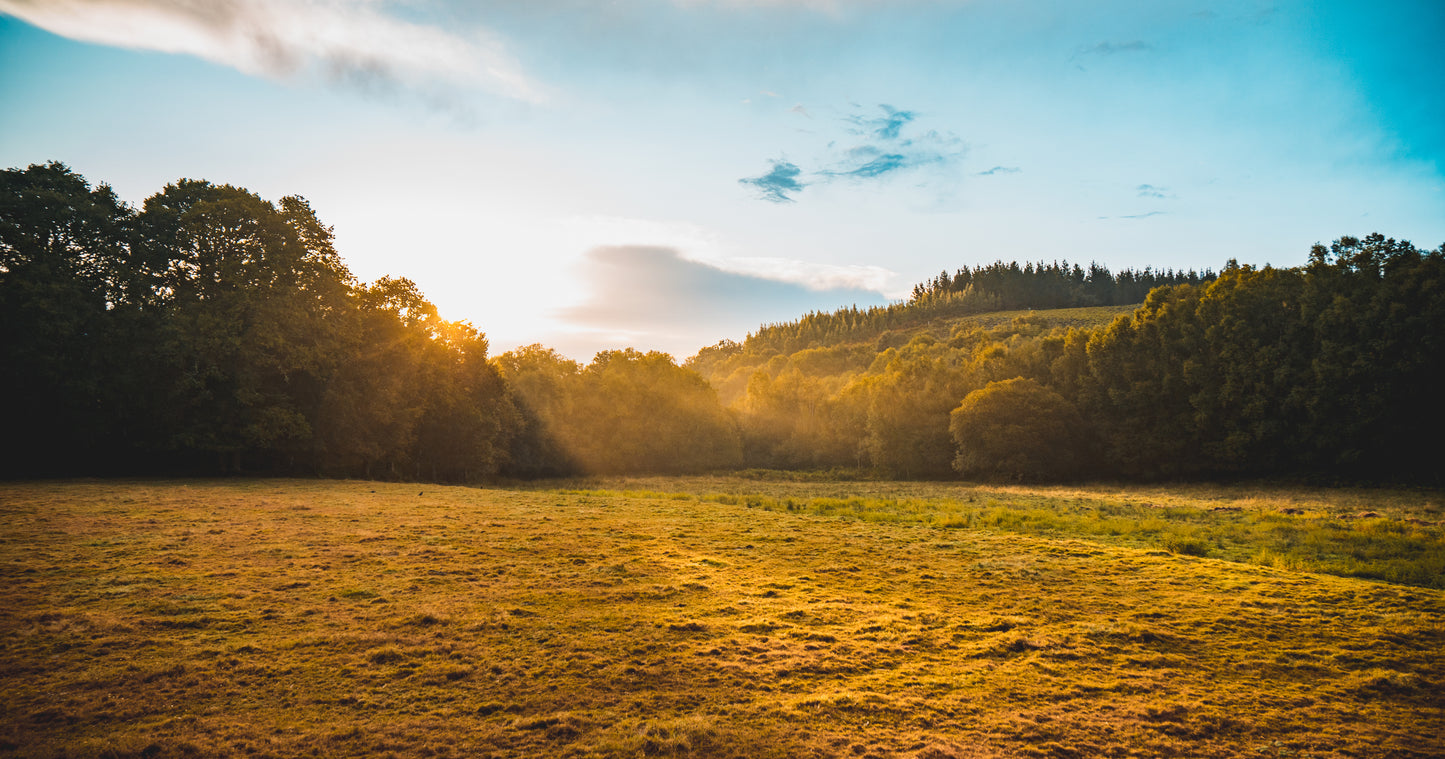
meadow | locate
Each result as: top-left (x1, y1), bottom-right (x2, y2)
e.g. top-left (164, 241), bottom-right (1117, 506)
top-left (2, 478), bottom-right (1441, 758)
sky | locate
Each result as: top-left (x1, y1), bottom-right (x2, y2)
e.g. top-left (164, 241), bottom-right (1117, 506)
top-left (2, 0), bottom-right (1442, 361)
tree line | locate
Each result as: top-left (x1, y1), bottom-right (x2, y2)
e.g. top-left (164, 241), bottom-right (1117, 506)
top-left (693, 236), bottom-right (1444, 483)
top-left (911, 259), bottom-right (1213, 309)
top-left (718, 261), bottom-right (1210, 358)
top-left (0, 163), bottom-right (736, 479)
top-left (4, 162), bottom-right (1440, 483)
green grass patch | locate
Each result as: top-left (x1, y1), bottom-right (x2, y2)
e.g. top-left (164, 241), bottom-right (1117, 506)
top-left (555, 478), bottom-right (1444, 589)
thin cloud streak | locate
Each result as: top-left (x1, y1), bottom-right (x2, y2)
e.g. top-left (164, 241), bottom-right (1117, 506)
top-left (713, 256), bottom-right (895, 292)
top-left (1099, 211), bottom-right (1167, 220)
top-left (667, 0), bottom-right (970, 11)
top-left (0, 0), bottom-right (547, 104)
top-left (1075, 40), bottom-right (1153, 57)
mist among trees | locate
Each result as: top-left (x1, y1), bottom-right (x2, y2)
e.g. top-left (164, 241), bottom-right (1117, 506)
top-left (4, 162), bottom-right (1441, 484)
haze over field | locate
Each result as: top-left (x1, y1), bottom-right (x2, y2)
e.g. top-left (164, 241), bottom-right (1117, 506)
top-left (3, 0), bottom-right (1442, 359)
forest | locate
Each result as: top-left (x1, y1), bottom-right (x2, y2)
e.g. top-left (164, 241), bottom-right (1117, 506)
top-left (4, 162), bottom-right (1443, 484)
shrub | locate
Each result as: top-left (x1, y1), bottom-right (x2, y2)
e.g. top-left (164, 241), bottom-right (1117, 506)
top-left (948, 377), bottom-right (1089, 481)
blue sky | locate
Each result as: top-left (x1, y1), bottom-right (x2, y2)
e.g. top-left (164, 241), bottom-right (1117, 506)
top-left (2, 0), bottom-right (1442, 360)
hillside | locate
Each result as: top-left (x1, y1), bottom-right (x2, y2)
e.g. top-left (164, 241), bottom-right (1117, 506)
top-left (688, 303), bottom-right (1135, 407)
top-left (671, 238), bottom-right (1445, 482)
top-left (673, 296), bottom-right (1142, 475)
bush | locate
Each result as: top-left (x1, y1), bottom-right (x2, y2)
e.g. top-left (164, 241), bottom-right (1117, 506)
top-left (949, 377), bottom-right (1089, 481)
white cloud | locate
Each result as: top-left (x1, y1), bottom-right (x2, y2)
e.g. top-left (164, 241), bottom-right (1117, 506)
top-left (556, 245), bottom-right (888, 360)
top-left (0, 0), bottom-right (547, 103)
top-left (557, 215), bottom-right (894, 293)
top-left (667, 0), bottom-right (943, 11)
top-left (714, 257), bottom-right (894, 292)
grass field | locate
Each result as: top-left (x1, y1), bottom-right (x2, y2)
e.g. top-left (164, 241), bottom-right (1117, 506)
top-left (2, 479), bottom-right (1442, 758)
top-left (555, 476), bottom-right (1445, 589)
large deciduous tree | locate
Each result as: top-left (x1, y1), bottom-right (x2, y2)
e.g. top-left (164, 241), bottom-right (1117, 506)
top-left (2, 163), bottom-right (519, 481)
top-left (138, 180), bottom-right (348, 469)
top-left (0, 162), bottom-right (143, 474)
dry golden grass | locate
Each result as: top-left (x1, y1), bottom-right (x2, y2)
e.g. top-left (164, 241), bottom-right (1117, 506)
top-left (1, 479), bottom-right (1441, 758)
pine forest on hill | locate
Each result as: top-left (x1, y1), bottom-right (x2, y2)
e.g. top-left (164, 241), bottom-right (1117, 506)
top-left (3, 161), bottom-right (1445, 485)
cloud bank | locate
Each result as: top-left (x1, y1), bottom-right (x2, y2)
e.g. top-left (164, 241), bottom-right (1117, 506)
top-left (712, 256), bottom-right (894, 293)
top-left (557, 245), bottom-right (887, 358)
top-left (0, 0), bottom-right (545, 103)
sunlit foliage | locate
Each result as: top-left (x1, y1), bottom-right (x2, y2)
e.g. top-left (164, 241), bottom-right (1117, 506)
top-left (1, 163), bottom-right (516, 480)
top-left (5, 162), bottom-right (1441, 484)
top-left (496, 346), bottom-right (741, 475)
top-left (949, 377), bottom-right (1090, 481)
top-left (693, 241), bottom-right (1444, 483)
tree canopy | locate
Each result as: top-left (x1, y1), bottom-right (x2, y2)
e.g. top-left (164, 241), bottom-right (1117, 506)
top-left (1, 163), bottom-right (518, 480)
top-left (496, 346), bottom-right (741, 475)
top-left (950, 378), bottom-right (1090, 481)
top-left (690, 237), bottom-right (1444, 484)
top-left (5, 162), bottom-right (1439, 484)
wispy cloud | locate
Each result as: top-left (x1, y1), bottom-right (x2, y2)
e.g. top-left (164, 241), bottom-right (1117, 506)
top-left (740, 103), bottom-right (965, 202)
top-left (1137, 183), bottom-right (1171, 199)
top-left (1099, 211), bottom-right (1166, 220)
top-left (1075, 40), bottom-right (1153, 57)
top-left (827, 151), bottom-right (912, 179)
top-left (666, 0), bottom-right (971, 13)
top-left (850, 104), bottom-right (915, 140)
top-left (740, 159), bottom-right (808, 203)
top-left (665, 0), bottom-right (893, 12)
top-left (824, 104), bottom-right (965, 181)
top-left (977, 165), bottom-right (1021, 176)
top-left (0, 0), bottom-right (547, 105)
